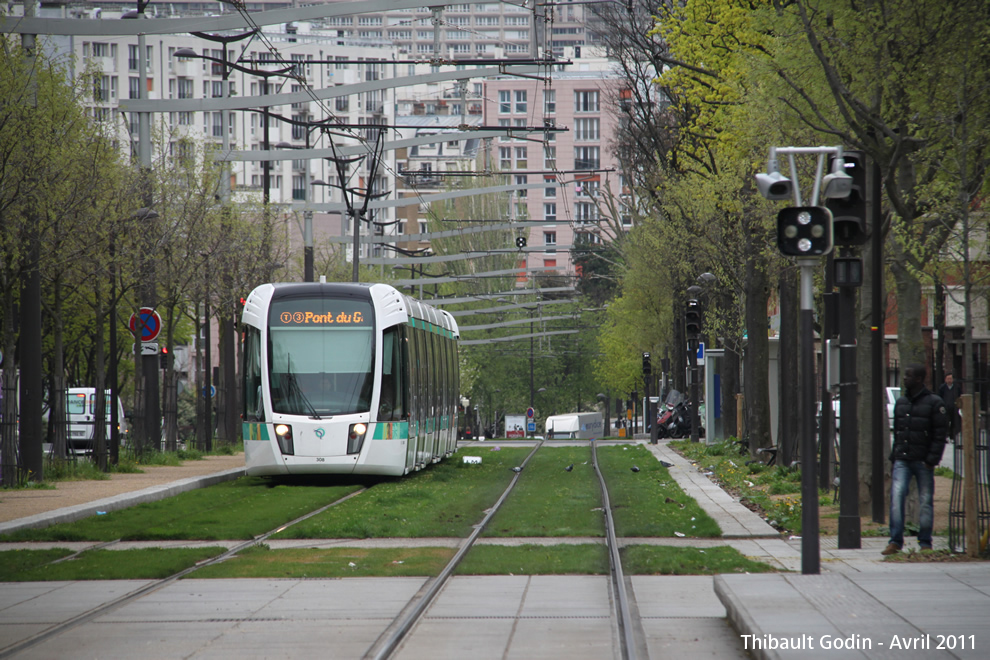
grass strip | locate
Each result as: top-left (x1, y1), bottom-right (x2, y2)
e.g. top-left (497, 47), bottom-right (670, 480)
top-left (276, 447), bottom-right (531, 539)
top-left (0, 549), bottom-right (75, 579)
top-left (621, 544), bottom-right (778, 574)
top-left (0, 547), bottom-right (226, 581)
top-left (457, 543), bottom-right (608, 575)
top-left (597, 444), bottom-right (721, 537)
top-left (671, 439), bottom-right (823, 533)
top-left (483, 446), bottom-right (605, 537)
top-left (0, 478), bottom-right (362, 542)
top-left (191, 545), bottom-right (456, 578)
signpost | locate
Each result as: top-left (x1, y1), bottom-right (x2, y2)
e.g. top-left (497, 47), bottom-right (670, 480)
top-left (129, 307), bottom-right (162, 342)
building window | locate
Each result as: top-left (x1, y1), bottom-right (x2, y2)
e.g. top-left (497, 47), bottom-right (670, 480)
top-left (515, 146), bottom-right (528, 169)
top-left (544, 176), bottom-right (557, 197)
top-left (500, 146), bottom-right (512, 169)
top-left (544, 203), bottom-right (557, 221)
top-left (576, 180), bottom-right (600, 198)
top-left (544, 258), bottom-right (557, 268)
top-left (543, 89), bottom-right (556, 114)
top-left (574, 146), bottom-right (600, 170)
top-left (515, 174), bottom-right (528, 196)
top-left (499, 90), bottom-right (511, 113)
top-left (575, 202), bottom-right (599, 223)
top-left (574, 90), bottom-right (600, 113)
top-left (574, 117), bottom-right (599, 142)
top-left (292, 175), bottom-right (306, 200)
top-left (177, 79), bottom-right (194, 99)
top-left (515, 90), bottom-right (527, 114)
top-left (544, 231), bottom-right (556, 246)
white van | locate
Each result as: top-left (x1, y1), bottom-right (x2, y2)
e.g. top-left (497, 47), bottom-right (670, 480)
top-left (66, 388), bottom-right (127, 453)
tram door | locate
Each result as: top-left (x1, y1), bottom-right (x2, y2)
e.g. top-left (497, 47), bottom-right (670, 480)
top-left (405, 325), bottom-right (420, 470)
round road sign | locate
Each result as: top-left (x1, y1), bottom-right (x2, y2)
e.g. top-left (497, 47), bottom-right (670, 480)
top-left (129, 307), bottom-right (162, 342)
top-left (526, 407), bottom-right (535, 419)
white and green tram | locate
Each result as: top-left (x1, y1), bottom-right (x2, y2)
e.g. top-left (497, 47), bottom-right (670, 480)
top-left (241, 282), bottom-right (460, 476)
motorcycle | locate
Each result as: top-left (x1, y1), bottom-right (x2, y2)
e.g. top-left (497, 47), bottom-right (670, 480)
top-left (655, 390), bottom-right (702, 439)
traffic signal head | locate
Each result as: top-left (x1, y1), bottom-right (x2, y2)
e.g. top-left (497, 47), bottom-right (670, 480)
top-left (642, 352), bottom-right (652, 376)
top-left (777, 206), bottom-right (833, 257)
top-left (159, 346), bottom-right (169, 369)
top-left (824, 150), bottom-right (869, 245)
top-left (515, 235), bottom-right (527, 249)
top-left (685, 299), bottom-right (702, 336)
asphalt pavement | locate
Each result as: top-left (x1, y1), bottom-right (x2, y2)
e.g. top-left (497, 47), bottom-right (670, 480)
top-left (1, 439), bottom-right (986, 659)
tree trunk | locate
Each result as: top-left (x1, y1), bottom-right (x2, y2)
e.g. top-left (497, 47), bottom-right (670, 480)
top-left (889, 258), bottom-right (925, 369)
top-left (744, 254), bottom-right (772, 459)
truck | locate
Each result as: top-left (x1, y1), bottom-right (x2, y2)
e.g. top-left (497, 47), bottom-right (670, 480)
top-left (544, 412), bottom-right (604, 439)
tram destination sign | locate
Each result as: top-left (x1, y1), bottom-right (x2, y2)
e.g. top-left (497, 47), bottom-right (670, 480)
top-left (271, 299), bottom-right (373, 327)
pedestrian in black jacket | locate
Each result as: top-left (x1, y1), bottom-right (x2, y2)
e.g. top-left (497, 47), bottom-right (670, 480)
top-left (882, 363), bottom-right (948, 555)
top-left (937, 372), bottom-right (961, 438)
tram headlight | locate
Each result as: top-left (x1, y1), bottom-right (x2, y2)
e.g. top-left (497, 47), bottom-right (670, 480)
top-left (274, 424), bottom-right (294, 455)
top-left (347, 423), bottom-right (368, 455)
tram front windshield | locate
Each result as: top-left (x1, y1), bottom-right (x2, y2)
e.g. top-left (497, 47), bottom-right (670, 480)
top-left (268, 296), bottom-right (375, 416)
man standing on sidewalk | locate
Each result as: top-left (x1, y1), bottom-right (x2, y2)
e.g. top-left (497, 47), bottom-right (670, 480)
top-left (937, 371), bottom-right (961, 439)
top-left (883, 364), bottom-right (948, 555)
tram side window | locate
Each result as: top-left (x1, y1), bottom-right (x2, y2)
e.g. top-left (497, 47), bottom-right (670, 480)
top-left (244, 326), bottom-right (264, 421)
top-left (378, 327), bottom-right (406, 421)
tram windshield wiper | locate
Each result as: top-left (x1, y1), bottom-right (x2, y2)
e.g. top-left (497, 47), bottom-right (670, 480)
top-left (284, 354), bottom-right (322, 420)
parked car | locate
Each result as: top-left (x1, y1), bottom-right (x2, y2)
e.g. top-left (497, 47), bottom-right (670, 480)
top-left (818, 386), bottom-right (900, 436)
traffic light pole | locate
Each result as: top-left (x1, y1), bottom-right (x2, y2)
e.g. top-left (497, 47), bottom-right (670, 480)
top-left (799, 259), bottom-right (821, 574)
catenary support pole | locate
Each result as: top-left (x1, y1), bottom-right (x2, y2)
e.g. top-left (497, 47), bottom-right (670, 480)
top-left (838, 280), bottom-right (861, 548)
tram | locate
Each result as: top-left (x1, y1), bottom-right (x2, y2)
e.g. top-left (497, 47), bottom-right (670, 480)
top-left (241, 282), bottom-right (460, 476)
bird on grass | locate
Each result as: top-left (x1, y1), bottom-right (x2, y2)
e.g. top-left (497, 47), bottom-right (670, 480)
top-left (631, 466), bottom-right (640, 472)
top-left (565, 464), bottom-right (574, 472)
top-left (511, 466), bottom-right (523, 473)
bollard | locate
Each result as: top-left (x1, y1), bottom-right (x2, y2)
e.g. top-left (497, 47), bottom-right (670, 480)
top-left (960, 395), bottom-right (979, 557)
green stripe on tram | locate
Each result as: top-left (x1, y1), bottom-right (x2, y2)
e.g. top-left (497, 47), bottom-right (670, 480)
top-left (372, 421), bottom-right (409, 440)
top-left (242, 422), bottom-right (271, 441)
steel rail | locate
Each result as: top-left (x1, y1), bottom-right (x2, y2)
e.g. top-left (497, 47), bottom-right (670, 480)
top-left (364, 440), bottom-right (545, 660)
top-left (592, 442), bottom-right (639, 660)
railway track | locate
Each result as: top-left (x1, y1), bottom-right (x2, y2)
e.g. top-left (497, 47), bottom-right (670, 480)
top-left (374, 440), bottom-right (646, 660)
top-left (2, 440), bottom-right (654, 660)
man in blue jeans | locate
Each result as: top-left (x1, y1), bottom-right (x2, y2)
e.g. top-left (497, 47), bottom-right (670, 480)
top-left (883, 363), bottom-right (948, 555)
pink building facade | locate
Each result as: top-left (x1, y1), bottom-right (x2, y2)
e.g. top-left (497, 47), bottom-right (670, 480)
top-left (483, 69), bottom-right (627, 280)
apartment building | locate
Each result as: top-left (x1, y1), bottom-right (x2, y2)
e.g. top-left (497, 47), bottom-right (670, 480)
top-left (482, 55), bottom-right (628, 278)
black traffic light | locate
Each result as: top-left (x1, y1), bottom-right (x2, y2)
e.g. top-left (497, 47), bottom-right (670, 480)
top-left (685, 299), bottom-right (702, 336)
top-left (777, 206), bottom-right (833, 256)
top-left (642, 352), bottom-right (652, 376)
top-left (159, 345), bottom-right (169, 369)
top-left (825, 150), bottom-right (869, 246)
top-left (515, 235), bottom-right (527, 249)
